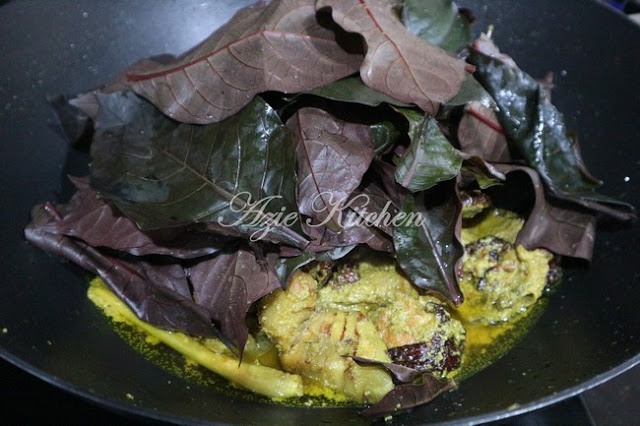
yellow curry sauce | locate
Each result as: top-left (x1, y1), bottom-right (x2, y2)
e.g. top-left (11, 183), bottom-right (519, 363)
top-left (87, 205), bottom-right (556, 407)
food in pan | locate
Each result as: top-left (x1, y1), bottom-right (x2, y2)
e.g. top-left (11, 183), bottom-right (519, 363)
top-left (25, 0), bottom-right (634, 419)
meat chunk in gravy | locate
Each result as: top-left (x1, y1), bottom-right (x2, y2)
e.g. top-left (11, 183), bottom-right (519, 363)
top-left (259, 259), bottom-right (465, 403)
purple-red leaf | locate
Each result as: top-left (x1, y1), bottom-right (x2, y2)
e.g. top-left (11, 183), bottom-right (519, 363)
top-left (276, 245), bottom-right (356, 287)
top-left (188, 250), bottom-right (280, 353)
top-left (361, 374), bottom-right (455, 418)
top-left (459, 151), bottom-right (506, 189)
top-left (90, 92), bottom-right (307, 249)
top-left (124, 0), bottom-right (362, 124)
top-left (25, 204), bottom-right (216, 337)
top-left (494, 164), bottom-right (597, 261)
top-left (317, 0), bottom-right (470, 115)
top-left (287, 107), bottom-right (375, 231)
top-left (40, 177), bottom-right (221, 259)
top-left (303, 209), bottom-right (394, 253)
top-left (373, 159), bottom-right (406, 207)
top-left (348, 183), bottom-right (397, 236)
top-left (349, 356), bottom-right (422, 383)
top-left (468, 34), bottom-right (635, 221)
top-left (457, 101), bottom-right (510, 162)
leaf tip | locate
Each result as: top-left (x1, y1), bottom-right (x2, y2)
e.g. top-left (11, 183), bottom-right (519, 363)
top-left (451, 292), bottom-right (463, 307)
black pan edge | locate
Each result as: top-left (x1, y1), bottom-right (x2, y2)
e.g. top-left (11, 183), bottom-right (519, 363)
top-left (2, 348), bottom-right (639, 425)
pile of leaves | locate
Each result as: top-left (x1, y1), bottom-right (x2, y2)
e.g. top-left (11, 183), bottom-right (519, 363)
top-left (25, 0), bottom-right (635, 418)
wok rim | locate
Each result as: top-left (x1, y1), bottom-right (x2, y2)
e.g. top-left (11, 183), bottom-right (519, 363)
top-left (1, 346), bottom-right (638, 425)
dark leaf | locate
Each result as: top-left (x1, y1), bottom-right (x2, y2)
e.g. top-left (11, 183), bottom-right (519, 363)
top-left (25, 204), bottom-right (105, 275)
top-left (66, 58), bottom-right (161, 121)
top-left (393, 184), bottom-right (464, 304)
top-left (303, 209), bottom-right (395, 254)
top-left (468, 34), bottom-right (635, 220)
top-left (99, 255), bottom-right (215, 336)
top-left (68, 91), bottom-right (101, 120)
top-left (300, 75), bottom-right (413, 107)
top-left (402, 0), bottom-right (472, 54)
top-left (275, 253), bottom-right (317, 288)
top-left (287, 107), bottom-right (375, 231)
top-left (348, 183), bottom-right (398, 236)
top-left (373, 159), bottom-right (406, 207)
top-left (459, 152), bottom-right (506, 189)
top-left (494, 165), bottom-right (597, 261)
top-left (47, 94), bottom-right (93, 146)
top-left (317, 0), bottom-right (470, 115)
top-left (124, 0), bottom-right (362, 124)
top-left (40, 177), bottom-right (222, 258)
top-left (370, 120), bottom-right (402, 156)
top-left (316, 245), bottom-right (358, 262)
top-left (89, 92), bottom-right (308, 248)
top-left (361, 374), bottom-right (455, 418)
top-left (470, 34), bottom-right (591, 181)
top-left (394, 110), bottom-right (462, 192)
top-left (188, 250), bottom-right (280, 353)
top-left (276, 245), bottom-right (356, 287)
top-left (349, 356), bottom-right (422, 383)
top-left (388, 339), bottom-right (463, 374)
top-left (443, 74), bottom-right (495, 108)
top-left (457, 101), bottom-right (510, 163)
top-left (25, 204), bottom-right (216, 337)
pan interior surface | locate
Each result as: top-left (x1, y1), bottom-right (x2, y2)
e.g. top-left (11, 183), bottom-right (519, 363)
top-left (0, 0), bottom-right (638, 424)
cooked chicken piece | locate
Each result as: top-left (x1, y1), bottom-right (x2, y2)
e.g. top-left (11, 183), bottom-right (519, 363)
top-left (367, 296), bottom-right (465, 373)
top-left (260, 272), bottom-right (394, 403)
top-left (458, 204), bottom-right (558, 324)
top-left (317, 260), bottom-right (422, 309)
top-left (259, 272), bottom-right (317, 351)
top-left (460, 189), bottom-right (492, 219)
top-left (260, 256), bottom-right (466, 404)
top-left (457, 236), bottom-right (553, 324)
top-left (318, 260), bottom-right (465, 374)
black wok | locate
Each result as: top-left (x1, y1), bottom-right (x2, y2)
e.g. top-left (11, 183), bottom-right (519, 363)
top-left (1, 0), bottom-right (639, 424)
